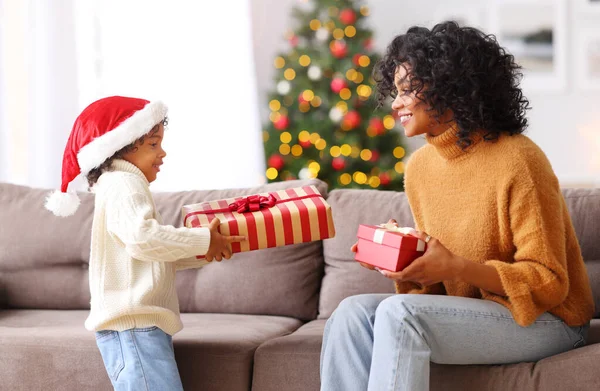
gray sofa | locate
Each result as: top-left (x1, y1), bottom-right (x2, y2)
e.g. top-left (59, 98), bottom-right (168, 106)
top-left (1, 179), bottom-right (598, 391)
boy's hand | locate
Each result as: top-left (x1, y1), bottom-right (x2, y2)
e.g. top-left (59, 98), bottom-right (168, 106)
top-left (352, 218), bottom-right (398, 271)
top-left (205, 218), bottom-right (246, 262)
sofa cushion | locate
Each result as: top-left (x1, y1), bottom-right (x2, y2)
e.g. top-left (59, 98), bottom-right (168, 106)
top-left (252, 319), bottom-right (600, 391)
top-left (0, 179), bottom-right (327, 320)
top-left (319, 189), bottom-right (412, 318)
top-left (319, 188), bottom-right (600, 320)
top-left (253, 319), bottom-right (325, 391)
top-left (0, 310), bottom-right (302, 391)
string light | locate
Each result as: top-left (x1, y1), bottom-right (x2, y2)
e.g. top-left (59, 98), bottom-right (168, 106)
top-left (279, 144), bottom-right (291, 155)
top-left (360, 149), bottom-right (372, 161)
top-left (353, 171), bottom-right (367, 184)
top-left (315, 139), bottom-right (327, 150)
top-left (384, 115), bottom-right (396, 129)
top-left (302, 90), bottom-right (315, 101)
top-left (340, 144), bottom-right (352, 156)
top-left (299, 102), bottom-right (310, 112)
top-left (299, 55), bottom-right (311, 67)
top-left (309, 19), bottom-right (321, 30)
top-left (284, 68), bottom-right (296, 80)
top-left (346, 69), bottom-right (357, 81)
top-left (298, 130), bottom-right (310, 142)
top-left (339, 173), bottom-right (352, 185)
top-left (393, 146), bottom-right (406, 159)
top-left (394, 162), bottom-right (405, 174)
top-left (345, 26), bottom-right (356, 37)
top-left (360, 6), bottom-right (370, 16)
top-left (291, 145), bottom-right (303, 156)
top-left (333, 28), bottom-right (345, 40)
top-left (311, 96), bottom-right (322, 107)
top-left (263, 131), bottom-right (269, 142)
top-left (330, 146), bottom-right (341, 157)
top-left (335, 101), bottom-right (349, 113)
top-left (358, 55), bottom-right (370, 67)
top-left (369, 176), bottom-right (381, 188)
top-left (339, 88), bottom-right (352, 100)
top-left (266, 167), bottom-right (278, 180)
top-left (270, 112), bottom-right (282, 122)
top-left (274, 57), bottom-right (285, 68)
top-left (309, 133), bottom-right (320, 143)
top-left (308, 161), bottom-right (321, 175)
top-left (280, 132), bottom-right (292, 143)
top-left (269, 100), bottom-right (281, 111)
top-left (353, 73), bottom-right (364, 83)
top-left (351, 146), bottom-right (360, 158)
top-left (357, 84), bottom-right (372, 98)
top-left (325, 21), bottom-right (336, 31)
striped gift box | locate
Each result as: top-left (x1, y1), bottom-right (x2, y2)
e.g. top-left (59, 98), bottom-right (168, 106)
top-left (182, 185), bottom-right (335, 254)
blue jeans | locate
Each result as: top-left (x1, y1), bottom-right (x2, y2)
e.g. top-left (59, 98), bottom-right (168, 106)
top-left (95, 326), bottom-right (183, 391)
top-left (320, 294), bottom-right (588, 391)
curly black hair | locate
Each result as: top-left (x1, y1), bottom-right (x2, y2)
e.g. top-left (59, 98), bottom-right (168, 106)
top-left (374, 21), bottom-right (530, 147)
top-left (86, 118), bottom-right (168, 187)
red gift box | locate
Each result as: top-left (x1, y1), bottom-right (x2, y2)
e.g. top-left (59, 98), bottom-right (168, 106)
top-left (182, 185), bottom-right (335, 256)
top-left (354, 224), bottom-right (426, 272)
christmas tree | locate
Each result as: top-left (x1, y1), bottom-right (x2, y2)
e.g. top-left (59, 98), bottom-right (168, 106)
top-left (263, 0), bottom-right (408, 190)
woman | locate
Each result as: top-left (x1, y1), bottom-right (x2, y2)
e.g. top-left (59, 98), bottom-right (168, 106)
top-left (319, 21), bottom-right (594, 391)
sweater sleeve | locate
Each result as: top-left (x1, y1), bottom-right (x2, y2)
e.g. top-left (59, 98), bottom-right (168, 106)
top-left (175, 257), bottom-right (211, 271)
top-left (480, 167), bottom-right (570, 326)
top-left (106, 180), bottom-right (211, 263)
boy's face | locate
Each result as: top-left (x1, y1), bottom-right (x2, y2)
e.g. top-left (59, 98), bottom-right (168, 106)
top-left (391, 64), bottom-right (453, 138)
top-left (121, 123), bottom-right (166, 183)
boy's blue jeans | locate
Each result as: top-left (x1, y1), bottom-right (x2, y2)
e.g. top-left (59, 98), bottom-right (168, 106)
top-left (320, 294), bottom-right (588, 391)
top-left (95, 326), bottom-right (183, 391)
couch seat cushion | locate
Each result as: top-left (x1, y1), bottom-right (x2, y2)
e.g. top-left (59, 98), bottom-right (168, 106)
top-left (0, 310), bottom-right (302, 391)
top-left (252, 319), bottom-right (600, 391)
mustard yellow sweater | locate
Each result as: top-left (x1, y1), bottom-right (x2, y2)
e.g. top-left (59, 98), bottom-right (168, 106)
top-left (398, 129), bottom-right (594, 327)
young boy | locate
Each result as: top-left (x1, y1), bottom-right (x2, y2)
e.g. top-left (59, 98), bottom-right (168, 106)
top-left (46, 96), bottom-right (245, 390)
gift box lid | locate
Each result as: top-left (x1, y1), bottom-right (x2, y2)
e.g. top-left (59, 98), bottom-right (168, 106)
top-left (357, 224), bottom-right (424, 251)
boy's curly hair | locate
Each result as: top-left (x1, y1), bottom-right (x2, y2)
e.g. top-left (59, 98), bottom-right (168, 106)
top-left (85, 118), bottom-right (168, 187)
top-left (374, 21), bottom-right (530, 147)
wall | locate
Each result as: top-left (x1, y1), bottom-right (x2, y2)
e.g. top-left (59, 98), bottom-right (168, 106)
top-left (251, 0), bottom-right (600, 186)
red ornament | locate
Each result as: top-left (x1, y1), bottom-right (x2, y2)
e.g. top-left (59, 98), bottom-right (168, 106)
top-left (352, 53), bottom-right (362, 66)
top-left (330, 40), bottom-right (348, 59)
top-left (363, 38), bottom-right (373, 51)
top-left (339, 8), bottom-right (357, 25)
top-left (379, 172), bottom-right (391, 186)
top-left (298, 93), bottom-right (308, 104)
top-left (330, 78), bottom-right (348, 94)
top-left (369, 117), bottom-right (385, 135)
top-left (299, 140), bottom-right (312, 148)
top-left (274, 115), bottom-right (290, 130)
top-left (268, 154), bottom-right (285, 171)
top-left (370, 150), bottom-right (380, 162)
top-left (343, 111), bottom-right (361, 129)
top-left (332, 157), bottom-right (346, 171)
top-left (289, 34), bottom-right (299, 47)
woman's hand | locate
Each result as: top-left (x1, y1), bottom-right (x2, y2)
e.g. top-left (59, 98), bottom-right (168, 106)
top-left (352, 219), bottom-right (398, 271)
top-left (377, 230), bottom-right (465, 286)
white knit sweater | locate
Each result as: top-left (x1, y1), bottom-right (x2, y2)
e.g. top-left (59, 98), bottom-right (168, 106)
top-left (84, 159), bottom-right (210, 335)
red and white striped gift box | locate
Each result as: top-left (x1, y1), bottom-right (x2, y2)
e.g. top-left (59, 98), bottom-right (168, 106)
top-left (182, 185), bottom-right (335, 255)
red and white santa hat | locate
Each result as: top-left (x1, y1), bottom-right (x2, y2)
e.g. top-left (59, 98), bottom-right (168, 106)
top-left (45, 96), bottom-right (168, 217)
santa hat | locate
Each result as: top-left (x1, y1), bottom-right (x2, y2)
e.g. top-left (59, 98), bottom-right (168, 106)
top-left (45, 96), bottom-right (168, 217)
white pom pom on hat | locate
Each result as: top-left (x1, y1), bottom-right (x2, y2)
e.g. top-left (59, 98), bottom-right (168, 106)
top-left (45, 96), bottom-right (168, 217)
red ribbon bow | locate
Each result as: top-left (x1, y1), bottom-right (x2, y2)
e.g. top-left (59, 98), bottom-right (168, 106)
top-left (228, 194), bottom-right (277, 213)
